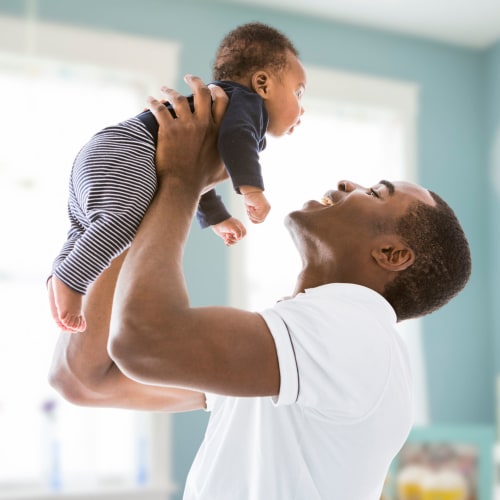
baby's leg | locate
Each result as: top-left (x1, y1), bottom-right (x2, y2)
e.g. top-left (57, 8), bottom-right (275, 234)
top-left (50, 276), bottom-right (87, 332)
top-left (47, 278), bottom-right (65, 330)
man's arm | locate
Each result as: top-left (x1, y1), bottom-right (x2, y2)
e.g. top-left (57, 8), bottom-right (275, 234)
top-left (109, 77), bottom-right (281, 397)
top-left (49, 235), bottom-right (206, 412)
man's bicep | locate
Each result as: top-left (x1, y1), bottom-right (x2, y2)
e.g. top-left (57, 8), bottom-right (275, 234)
top-left (189, 307), bottom-right (281, 397)
top-left (117, 306), bottom-right (281, 398)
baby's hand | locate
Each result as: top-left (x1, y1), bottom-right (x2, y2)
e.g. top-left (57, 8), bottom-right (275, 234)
top-left (211, 217), bottom-right (247, 246)
top-left (241, 189), bottom-right (271, 224)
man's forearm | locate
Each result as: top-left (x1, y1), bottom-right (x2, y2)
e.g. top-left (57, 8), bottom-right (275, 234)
top-left (108, 175), bottom-right (201, 379)
top-left (113, 178), bottom-right (198, 315)
top-left (49, 252), bottom-right (128, 405)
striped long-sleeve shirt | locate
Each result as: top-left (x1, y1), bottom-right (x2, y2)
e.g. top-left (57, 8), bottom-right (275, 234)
top-left (52, 115), bottom-right (233, 294)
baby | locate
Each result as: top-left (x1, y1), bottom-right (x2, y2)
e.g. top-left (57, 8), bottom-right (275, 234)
top-left (48, 22), bottom-right (306, 332)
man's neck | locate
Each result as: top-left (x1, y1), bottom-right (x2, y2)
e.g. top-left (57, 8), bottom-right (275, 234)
top-left (292, 266), bottom-right (337, 296)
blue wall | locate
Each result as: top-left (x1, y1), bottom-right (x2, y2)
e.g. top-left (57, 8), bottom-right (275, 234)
top-left (1, 0), bottom-right (496, 496)
top-left (487, 42), bottom-right (500, 380)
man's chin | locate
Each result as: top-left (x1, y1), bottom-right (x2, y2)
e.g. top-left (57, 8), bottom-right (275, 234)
top-left (301, 200), bottom-right (324, 210)
top-left (285, 203), bottom-right (319, 227)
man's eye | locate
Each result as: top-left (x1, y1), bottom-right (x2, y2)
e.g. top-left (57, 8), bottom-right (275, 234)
top-left (369, 189), bottom-right (379, 198)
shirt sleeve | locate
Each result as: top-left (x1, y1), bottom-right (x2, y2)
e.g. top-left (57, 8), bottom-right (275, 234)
top-left (204, 392), bottom-right (216, 412)
top-left (196, 189), bottom-right (232, 228)
top-left (260, 287), bottom-right (394, 420)
top-left (258, 309), bottom-right (300, 406)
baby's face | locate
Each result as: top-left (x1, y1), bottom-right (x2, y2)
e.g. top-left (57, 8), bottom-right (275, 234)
top-left (264, 53), bottom-right (306, 137)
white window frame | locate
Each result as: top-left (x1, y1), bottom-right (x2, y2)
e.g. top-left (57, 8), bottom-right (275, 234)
top-left (229, 65), bottom-right (429, 425)
top-left (0, 13), bottom-right (180, 500)
top-left (303, 66), bottom-right (418, 180)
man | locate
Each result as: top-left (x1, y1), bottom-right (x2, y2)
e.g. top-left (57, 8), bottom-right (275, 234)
top-left (50, 76), bottom-right (471, 499)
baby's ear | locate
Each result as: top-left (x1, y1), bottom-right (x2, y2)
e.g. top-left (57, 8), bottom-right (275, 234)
top-left (251, 71), bottom-right (270, 98)
top-left (371, 236), bottom-right (415, 272)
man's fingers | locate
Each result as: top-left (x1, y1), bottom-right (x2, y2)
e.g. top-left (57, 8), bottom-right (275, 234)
top-left (184, 74), bottom-right (213, 120)
top-left (150, 76), bottom-right (228, 128)
top-left (148, 86), bottom-right (191, 123)
top-left (208, 84), bottom-right (229, 126)
top-left (147, 95), bottom-right (174, 125)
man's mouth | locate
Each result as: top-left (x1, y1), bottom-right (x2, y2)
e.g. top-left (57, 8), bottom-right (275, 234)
top-left (321, 191), bottom-right (337, 206)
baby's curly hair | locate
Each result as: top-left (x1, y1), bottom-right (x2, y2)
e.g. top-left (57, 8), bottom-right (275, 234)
top-left (212, 22), bottom-right (299, 81)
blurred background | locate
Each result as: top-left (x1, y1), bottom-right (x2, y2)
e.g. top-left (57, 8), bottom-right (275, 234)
top-left (0, 0), bottom-right (498, 498)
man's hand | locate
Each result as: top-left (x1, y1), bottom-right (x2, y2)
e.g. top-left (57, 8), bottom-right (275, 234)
top-left (147, 75), bottom-right (229, 193)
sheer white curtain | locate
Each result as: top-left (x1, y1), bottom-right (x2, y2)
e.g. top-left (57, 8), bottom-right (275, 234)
top-left (229, 67), bottom-right (429, 425)
top-left (0, 15), bottom-right (178, 499)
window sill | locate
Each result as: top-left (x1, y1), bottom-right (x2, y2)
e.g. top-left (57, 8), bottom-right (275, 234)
top-left (0, 486), bottom-right (176, 500)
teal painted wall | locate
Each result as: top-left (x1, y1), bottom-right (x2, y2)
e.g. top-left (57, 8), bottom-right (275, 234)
top-left (1, 1), bottom-right (496, 496)
top-left (487, 42), bottom-right (500, 387)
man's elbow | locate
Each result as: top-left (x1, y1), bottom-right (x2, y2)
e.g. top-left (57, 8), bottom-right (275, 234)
top-left (108, 319), bottom-right (152, 384)
top-left (48, 365), bottom-right (94, 407)
top-left (109, 315), bottom-right (184, 387)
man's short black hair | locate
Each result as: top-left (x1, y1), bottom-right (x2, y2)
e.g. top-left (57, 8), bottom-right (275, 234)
top-left (383, 191), bottom-right (472, 321)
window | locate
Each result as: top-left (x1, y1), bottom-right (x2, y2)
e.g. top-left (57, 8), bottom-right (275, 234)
top-left (229, 66), bottom-right (429, 424)
top-left (0, 15), bottom-right (179, 499)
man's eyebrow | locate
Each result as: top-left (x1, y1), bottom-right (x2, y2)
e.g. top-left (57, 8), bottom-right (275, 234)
top-left (379, 180), bottom-right (395, 195)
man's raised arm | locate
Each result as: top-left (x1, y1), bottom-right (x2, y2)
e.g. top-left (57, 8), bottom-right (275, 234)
top-left (48, 79), bottom-right (230, 412)
top-left (109, 76), bottom-right (281, 397)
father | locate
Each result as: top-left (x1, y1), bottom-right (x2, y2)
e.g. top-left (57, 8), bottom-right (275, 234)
top-left (50, 76), bottom-right (471, 499)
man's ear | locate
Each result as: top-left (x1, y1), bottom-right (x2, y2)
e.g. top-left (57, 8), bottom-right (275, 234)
top-left (371, 238), bottom-right (415, 272)
top-left (251, 71), bottom-right (270, 99)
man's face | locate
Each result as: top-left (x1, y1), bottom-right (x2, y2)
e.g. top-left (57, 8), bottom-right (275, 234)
top-left (286, 179), bottom-right (436, 253)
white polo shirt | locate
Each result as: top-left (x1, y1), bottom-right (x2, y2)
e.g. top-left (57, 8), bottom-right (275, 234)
top-left (183, 283), bottom-right (413, 500)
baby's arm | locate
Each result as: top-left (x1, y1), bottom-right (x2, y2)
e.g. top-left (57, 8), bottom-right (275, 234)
top-left (239, 186), bottom-right (271, 224)
top-left (216, 87), bottom-right (270, 222)
top-left (197, 191), bottom-right (247, 245)
top-left (196, 189), bottom-right (231, 229)
top-left (211, 217), bottom-right (247, 246)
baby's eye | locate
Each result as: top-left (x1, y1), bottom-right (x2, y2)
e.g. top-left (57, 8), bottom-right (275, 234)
top-left (296, 88), bottom-right (304, 99)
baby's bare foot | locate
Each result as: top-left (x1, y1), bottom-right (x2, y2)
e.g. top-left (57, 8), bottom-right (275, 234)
top-left (60, 310), bottom-right (86, 333)
top-left (51, 276), bottom-right (87, 332)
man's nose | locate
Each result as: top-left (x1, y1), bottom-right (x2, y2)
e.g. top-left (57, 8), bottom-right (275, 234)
top-left (337, 180), bottom-right (362, 192)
